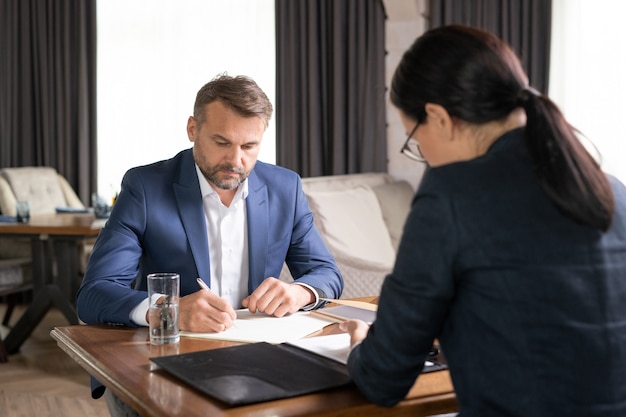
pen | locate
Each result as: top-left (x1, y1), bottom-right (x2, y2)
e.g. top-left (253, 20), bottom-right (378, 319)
top-left (196, 277), bottom-right (238, 326)
top-left (196, 277), bottom-right (211, 292)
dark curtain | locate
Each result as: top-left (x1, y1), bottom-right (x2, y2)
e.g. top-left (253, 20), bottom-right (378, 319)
top-left (428, 0), bottom-right (552, 93)
top-left (0, 0), bottom-right (97, 204)
top-left (275, 0), bottom-right (387, 178)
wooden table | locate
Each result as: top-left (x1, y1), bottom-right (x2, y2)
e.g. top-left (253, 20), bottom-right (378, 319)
top-left (0, 213), bottom-right (103, 355)
top-left (50, 299), bottom-right (458, 417)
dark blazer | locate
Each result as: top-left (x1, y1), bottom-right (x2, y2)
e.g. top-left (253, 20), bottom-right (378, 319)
top-left (347, 128), bottom-right (626, 416)
top-left (76, 148), bottom-right (343, 326)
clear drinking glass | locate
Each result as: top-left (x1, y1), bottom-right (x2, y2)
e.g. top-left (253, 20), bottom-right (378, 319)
top-left (15, 201), bottom-right (30, 223)
top-left (147, 273), bottom-right (180, 345)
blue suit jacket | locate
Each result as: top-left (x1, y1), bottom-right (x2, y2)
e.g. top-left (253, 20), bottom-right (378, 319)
top-left (76, 148), bottom-right (343, 326)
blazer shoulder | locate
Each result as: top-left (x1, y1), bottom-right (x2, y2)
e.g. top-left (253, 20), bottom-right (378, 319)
top-left (124, 149), bottom-right (193, 182)
top-left (252, 161), bottom-right (301, 184)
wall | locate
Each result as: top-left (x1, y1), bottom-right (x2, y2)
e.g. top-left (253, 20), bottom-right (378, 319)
top-left (382, 0), bottom-right (428, 190)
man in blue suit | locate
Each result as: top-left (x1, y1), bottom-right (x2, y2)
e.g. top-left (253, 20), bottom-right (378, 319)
top-left (76, 74), bottom-right (343, 416)
top-left (77, 74), bottom-right (343, 331)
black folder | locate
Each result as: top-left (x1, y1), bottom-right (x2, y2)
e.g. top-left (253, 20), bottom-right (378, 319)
top-left (150, 342), bottom-right (353, 406)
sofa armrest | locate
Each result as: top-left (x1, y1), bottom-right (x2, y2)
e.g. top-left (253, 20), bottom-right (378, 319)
top-left (329, 247), bottom-right (391, 299)
top-left (277, 247), bottom-right (391, 300)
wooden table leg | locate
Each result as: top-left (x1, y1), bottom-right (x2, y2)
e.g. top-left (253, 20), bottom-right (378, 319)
top-left (3, 284), bottom-right (77, 355)
top-left (0, 338), bottom-right (7, 362)
top-left (52, 238), bottom-right (81, 302)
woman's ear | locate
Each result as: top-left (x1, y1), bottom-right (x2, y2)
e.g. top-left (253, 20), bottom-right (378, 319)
top-left (425, 103), bottom-right (453, 139)
top-left (425, 103), bottom-right (450, 129)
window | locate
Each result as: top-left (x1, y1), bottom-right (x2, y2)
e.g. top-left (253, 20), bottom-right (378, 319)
top-left (550, 0), bottom-right (626, 183)
top-left (97, 0), bottom-right (276, 195)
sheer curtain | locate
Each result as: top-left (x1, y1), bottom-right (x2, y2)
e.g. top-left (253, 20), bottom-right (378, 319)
top-left (97, 0), bottom-right (276, 196)
top-left (550, 0), bottom-right (626, 183)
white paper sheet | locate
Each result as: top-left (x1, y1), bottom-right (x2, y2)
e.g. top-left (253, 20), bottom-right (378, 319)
top-left (180, 309), bottom-right (333, 344)
top-left (288, 332), bottom-right (352, 364)
top-left (289, 333), bottom-right (438, 369)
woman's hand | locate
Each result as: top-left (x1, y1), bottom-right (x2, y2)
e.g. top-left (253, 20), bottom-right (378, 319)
top-left (339, 319), bottom-right (370, 347)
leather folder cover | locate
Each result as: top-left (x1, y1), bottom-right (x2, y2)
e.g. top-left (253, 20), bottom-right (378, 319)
top-left (150, 342), bottom-right (353, 406)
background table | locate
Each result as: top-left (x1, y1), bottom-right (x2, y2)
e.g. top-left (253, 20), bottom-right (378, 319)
top-left (50, 300), bottom-right (458, 417)
top-left (0, 213), bottom-right (103, 355)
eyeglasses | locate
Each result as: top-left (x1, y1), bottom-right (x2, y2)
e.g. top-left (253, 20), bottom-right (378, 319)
top-left (400, 122), bottom-right (425, 162)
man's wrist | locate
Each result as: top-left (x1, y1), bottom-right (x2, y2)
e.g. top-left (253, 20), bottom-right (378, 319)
top-left (292, 282), bottom-right (321, 310)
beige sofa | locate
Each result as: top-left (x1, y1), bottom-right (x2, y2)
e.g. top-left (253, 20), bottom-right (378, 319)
top-left (281, 172), bottom-right (415, 299)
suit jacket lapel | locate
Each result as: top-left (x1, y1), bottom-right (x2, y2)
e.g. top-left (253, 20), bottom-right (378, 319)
top-left (173, 150), bottom-right (211, 281)
top-left (246, 171), bottom-right (268, 290)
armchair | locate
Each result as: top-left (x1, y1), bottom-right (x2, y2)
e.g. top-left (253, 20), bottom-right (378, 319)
top-left (0, 167), bottom-right (85, 216)
top-left (0, 166), bottom-right (94, 274)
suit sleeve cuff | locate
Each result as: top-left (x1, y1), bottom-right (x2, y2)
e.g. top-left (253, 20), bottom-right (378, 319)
top-left (130, 297), bottom-right (150, 326)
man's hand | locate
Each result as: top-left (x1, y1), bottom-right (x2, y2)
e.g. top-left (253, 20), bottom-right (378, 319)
top-left (339, 319), bottom-right (370, 347)
top-left (242, 277), bottom-right (315, 317)
top-left (178, 290), bottom-right (237, 333)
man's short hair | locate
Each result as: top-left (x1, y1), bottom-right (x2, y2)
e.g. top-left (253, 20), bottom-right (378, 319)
top-left (193, 73), bottom-right (273, 128)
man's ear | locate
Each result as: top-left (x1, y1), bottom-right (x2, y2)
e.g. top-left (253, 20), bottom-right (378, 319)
top-left (187, 116), bottom-right (197, 142)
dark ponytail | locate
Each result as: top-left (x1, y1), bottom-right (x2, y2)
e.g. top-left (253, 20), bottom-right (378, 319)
top-left (391, 25), bottom-right (614, 231)
top-left (518, 89), bottom-right (614, 231)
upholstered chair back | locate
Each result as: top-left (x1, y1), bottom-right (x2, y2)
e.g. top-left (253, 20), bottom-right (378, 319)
top-left (0, 167), bottom-right (84, 216)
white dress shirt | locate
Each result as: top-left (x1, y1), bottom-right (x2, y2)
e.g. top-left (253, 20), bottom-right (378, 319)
top-left (198, 166), bottom-right (249, 308)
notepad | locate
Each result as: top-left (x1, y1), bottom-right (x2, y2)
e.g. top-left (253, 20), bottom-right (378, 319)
top-left (287, 333), bottom-right (449, 374)
top-left (55, 206), bottom-right (89, 213)
top-left (288, 333), bottom-right (352, 364)
top-left (180, 310), bottom-right (334, 344)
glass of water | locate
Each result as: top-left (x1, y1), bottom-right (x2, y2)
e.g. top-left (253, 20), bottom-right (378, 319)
top-left (147, 273), bottom-right (180, 345)
top-left (15, 201), bottom-right (30, 223)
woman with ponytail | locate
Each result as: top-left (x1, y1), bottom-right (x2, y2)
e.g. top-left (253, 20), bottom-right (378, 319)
top-left (341, 25), bottom-right (626, 416)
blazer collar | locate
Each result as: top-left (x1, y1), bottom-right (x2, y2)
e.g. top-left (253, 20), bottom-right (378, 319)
top-left (173, 149), bottom-right (210, 279)
top-left (245, 168), bottom-right (269, 289)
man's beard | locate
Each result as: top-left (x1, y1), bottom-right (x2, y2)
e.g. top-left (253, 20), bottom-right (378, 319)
top-left (200, 163), bottom-right (247, 190)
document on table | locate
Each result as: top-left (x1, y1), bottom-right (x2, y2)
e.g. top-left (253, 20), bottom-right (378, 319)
top-left (288, 333), bottom-right (352, 364)
top-left (289, 332), bottom-right (447, 374)
top-left (180, 309), bottom-right (334, 344)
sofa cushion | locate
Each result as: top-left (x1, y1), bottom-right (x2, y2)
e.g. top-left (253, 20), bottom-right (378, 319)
top-left (370, 181), bottom-right (415, 251)
top-left (306, 186), bottom-right (396, 268)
